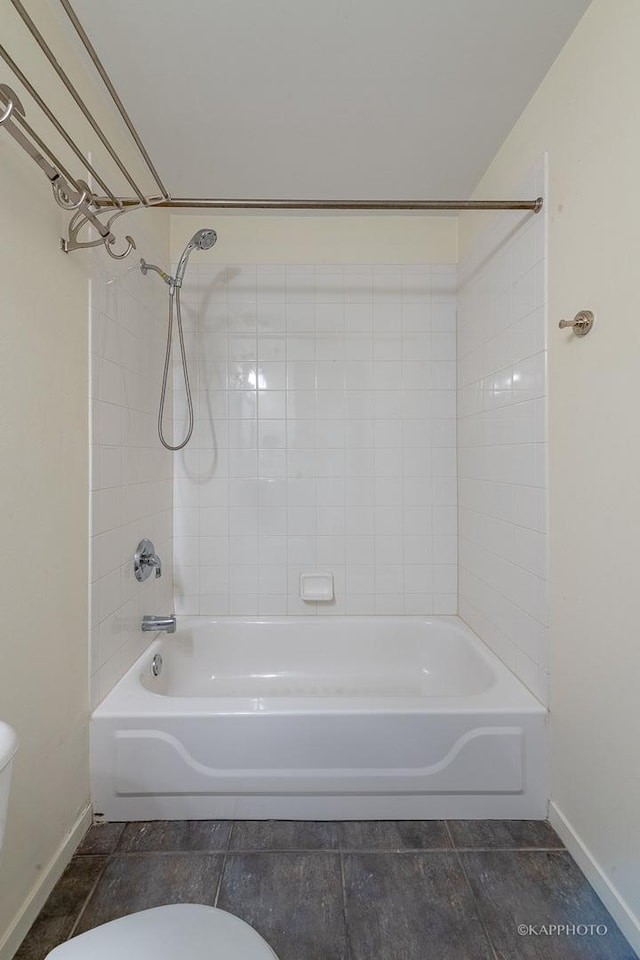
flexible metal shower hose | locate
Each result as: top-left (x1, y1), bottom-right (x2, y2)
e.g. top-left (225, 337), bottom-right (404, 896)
top-left (158, 287), bottom-right (194, 451)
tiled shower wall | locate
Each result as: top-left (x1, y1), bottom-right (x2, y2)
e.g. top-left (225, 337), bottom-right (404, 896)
top-left (457, 159), bottom-right (549, 704)
top-left (173, 263), bottom-right (457, 616)
top-left (89, 213), bottom-right (173, 707)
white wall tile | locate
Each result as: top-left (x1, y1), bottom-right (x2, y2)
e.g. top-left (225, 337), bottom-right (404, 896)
top-left (89, 220), bottom-right (173, 708)
top-left (458, 158), bottom-right (549, 703)
top-left (174, 262), bottom-right (457, 616)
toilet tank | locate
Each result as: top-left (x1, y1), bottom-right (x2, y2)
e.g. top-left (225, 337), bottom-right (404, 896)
top-left (0, 722), bottom-right (18, 854)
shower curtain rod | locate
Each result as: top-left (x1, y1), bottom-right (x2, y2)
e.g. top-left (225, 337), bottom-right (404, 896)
top-left (100, 197), bottom-right (544, 212)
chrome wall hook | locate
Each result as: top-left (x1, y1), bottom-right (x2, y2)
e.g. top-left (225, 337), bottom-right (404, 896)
top-left (61, 203), bottom-right (139, 259)
top-left (102, 206), bottom-right (136, 259)
top-left (559, 310), bottom-right (594, 337)
top-left (105, 233), bottom-right (136, 260)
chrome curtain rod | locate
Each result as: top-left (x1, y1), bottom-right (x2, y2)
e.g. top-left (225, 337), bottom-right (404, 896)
top-left (100, 197), bottom-right (544, 212)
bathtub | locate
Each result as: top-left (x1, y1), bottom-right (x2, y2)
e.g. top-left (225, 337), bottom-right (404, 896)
top-left (91, 616), bottom-right (549, 821)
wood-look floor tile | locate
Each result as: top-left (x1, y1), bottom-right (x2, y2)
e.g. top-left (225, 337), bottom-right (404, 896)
top-left (218, 853), bottom-right (346, 960)
top-left (339, 820), bottom-right (451, 850)
top-left (75, 823), bottom-right (125, 856)
top-left (116, 820), bottom-right (231, 853)
top-left (74, 854), bottom-right (223, 934)
top-left (460, 851), bottom-right (637, 959)
top-left (448, 819), bottom-right (564, 849)
top-left (14, 858), bottom-right (106, 960)
top-left (343, 852), bottom-right (493, 960)
top-left (229, 820), bottom-right (339, 850)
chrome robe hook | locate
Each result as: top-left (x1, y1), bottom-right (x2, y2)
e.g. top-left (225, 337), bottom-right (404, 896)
top-left (106, 234), bottom-right (136, 260)
top-left (558, 310), bottom-right (595, 337)
top-left (62, 204), bottom-right (136, 258)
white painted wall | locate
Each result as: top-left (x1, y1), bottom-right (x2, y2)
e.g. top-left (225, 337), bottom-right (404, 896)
top-left (0, 1), bottom-right (163, 952)
top-left (0, 95), bottom-right (91, 960)
top-left (89, 209), bottom-right (173, 707)
top-left (458, 158), bottom-right (549, 705)
top-left (460, 0), bottom-right (640, 948)
top-left (169, 215), bottom-right (458, 265)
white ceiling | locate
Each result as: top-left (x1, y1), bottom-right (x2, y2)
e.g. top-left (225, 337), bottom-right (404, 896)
top-left (68, 0), bottom-right (591, 201)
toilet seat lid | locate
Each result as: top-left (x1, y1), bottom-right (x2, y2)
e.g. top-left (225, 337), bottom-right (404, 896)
top-left (46, 904), bottom-right (278, 960)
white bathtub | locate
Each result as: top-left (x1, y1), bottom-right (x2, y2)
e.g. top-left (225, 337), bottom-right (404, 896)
top-left (91, 616), bottom-right (549, 820)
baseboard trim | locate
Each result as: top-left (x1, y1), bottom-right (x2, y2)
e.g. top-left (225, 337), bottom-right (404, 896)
top-left (0, 804), bottom-right (92, 960)
top-left (549, 801), bottom-right (640, 956)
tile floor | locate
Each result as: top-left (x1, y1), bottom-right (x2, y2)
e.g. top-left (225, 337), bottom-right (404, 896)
top-left (15, 820), bottom-right (637, 960)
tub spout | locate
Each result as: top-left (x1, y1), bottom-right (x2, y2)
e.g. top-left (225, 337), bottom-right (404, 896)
top-left (142, 615), bottom-right (176, 634)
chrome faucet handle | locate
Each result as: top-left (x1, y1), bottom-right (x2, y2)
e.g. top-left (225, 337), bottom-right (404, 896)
top-left (134, 539), bottom-right (163, 582)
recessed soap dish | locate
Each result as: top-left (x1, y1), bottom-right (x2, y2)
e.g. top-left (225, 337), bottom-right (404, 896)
top-left (300, 572), bottom-right (334, 602)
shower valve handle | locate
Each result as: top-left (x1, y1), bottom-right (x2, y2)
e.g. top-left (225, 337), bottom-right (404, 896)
top-left (134, 539), bottom-right (163, 582)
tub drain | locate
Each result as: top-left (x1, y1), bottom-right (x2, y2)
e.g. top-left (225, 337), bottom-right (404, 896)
top-left (151, 653), bottom-right (163, 677)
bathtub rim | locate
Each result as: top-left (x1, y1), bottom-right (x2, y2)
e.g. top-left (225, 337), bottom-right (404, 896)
top-left (93, 615), bottom-right (547, 719)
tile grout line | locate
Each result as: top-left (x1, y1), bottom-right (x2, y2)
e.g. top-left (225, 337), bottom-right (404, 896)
top-left (213, 820), bottom-right (234, 907)
top-left (99, 844), bottom-right (565, 856)
top-left (226, 820), bottom-right (236, 851)
top-left (67, 821), bottom-right (128, 940)
top-left (213, 850), bottom-right (227, 907)
top-left (67, 854), bottom-right (113, 940)
top-left (445, 820), bottom-right (501, 960)
top-left (339, 849), bottom-right (352, 960)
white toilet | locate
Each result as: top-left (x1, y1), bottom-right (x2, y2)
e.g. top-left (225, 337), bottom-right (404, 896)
top-left (46, 903), bottom-right (279, 960)
top-left (0, 722), bottom-right (276, 960)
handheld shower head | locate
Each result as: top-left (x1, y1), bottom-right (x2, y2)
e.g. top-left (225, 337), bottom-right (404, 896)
top-left (175, 228), bottom-right (218, 284)
top-left (140, 226), bottom-right (219, 451)
top-left (193, 228), bottom-right (217, 250)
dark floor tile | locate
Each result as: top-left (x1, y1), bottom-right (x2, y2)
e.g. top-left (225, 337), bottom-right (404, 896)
top-left (75, 853), bottom-right (224, 934)
top-left (14, 858), bottom-right (106, 960)
top-left (339, 820), bottom-right (451, 850)
top-left (229, 820), bottom-right (339, 850)
top-left (75, 822), bottom-right (125, 856)
top-left (344, 852), bottom-right (493, 960)
top-left (448, 819), bottom-right (564, 849)
top-left (460, 851), bottom-right (637, 959)
top-left (116, 820), bottom-right (231, 853)
top-left (218, 853), bottom-right (346, 960)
